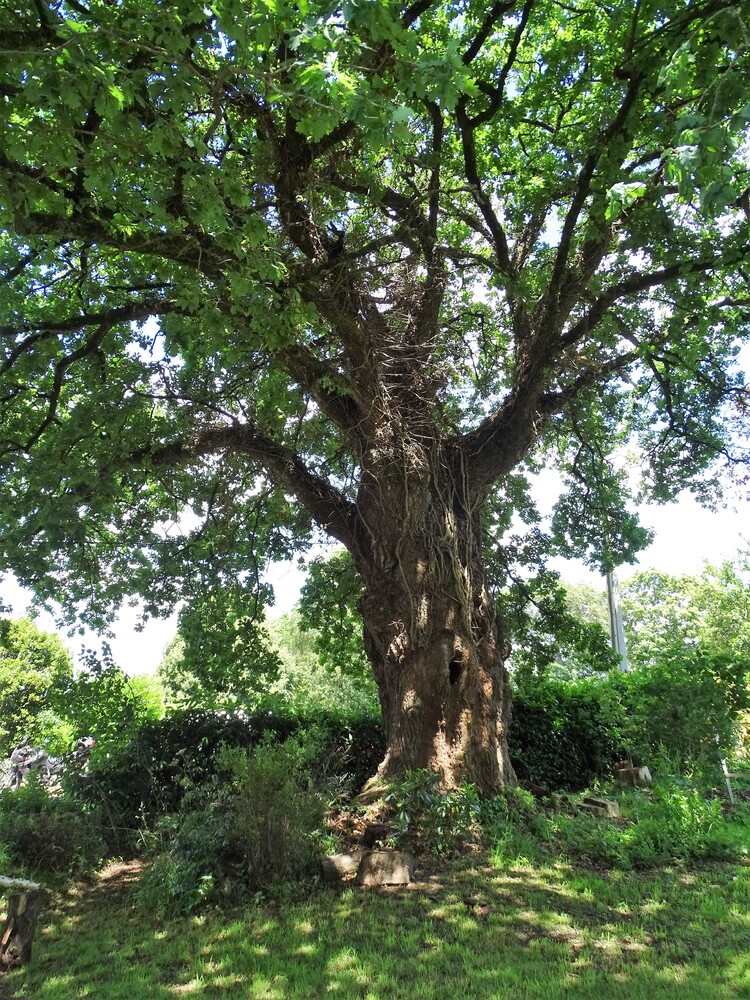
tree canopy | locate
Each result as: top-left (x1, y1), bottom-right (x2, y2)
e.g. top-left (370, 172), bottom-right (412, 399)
top-left (1, 0), bottom-right (748, 618)
top-left (2, 0), bottom-right (750, 790)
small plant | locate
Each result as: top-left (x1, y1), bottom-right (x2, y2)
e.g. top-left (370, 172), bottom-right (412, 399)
top-left (384, 769), bottom-right (480, 856)
top-left (0, 780), bottom-right (106, 875)
top-left (138, 730), bottom-right (336, 914)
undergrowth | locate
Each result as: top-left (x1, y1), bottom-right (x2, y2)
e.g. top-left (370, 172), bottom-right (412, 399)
top-left (481, 779), bottom-right (750, 870)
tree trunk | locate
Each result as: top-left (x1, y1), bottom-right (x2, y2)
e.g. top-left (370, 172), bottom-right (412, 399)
top-left (354, 441), bottom-right (516, 798)
top-left (0, 881), bottom-right (47, 969)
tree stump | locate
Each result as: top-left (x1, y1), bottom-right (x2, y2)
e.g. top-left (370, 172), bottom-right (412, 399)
top-left (615, 765), bottom-right (652, 787)
top-left (0, 877), bottom-right (48, 970)
top-left (579, 797), bottom-right (621, 819)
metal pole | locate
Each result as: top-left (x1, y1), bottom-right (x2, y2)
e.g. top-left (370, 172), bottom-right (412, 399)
top-left (606, 569), bottom-right (629, 672)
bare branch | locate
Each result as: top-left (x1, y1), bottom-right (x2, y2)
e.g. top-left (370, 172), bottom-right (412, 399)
top-left (462, 1), bottom-right (517, 65)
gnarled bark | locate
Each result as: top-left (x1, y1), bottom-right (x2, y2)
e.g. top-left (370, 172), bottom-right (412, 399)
top-left (353, 440), bottom-right (515, 796)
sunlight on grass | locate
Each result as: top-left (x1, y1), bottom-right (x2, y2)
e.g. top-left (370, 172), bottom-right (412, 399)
top-left (5, 831), bottom-right (750, 1000)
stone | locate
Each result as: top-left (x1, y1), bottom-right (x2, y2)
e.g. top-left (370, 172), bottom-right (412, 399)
top-left (356, 851), bottom-right (415, 887)
top-left (579, 797), bottom-right (621, 819)
top-left (319, 852), bottom-right (366, 883)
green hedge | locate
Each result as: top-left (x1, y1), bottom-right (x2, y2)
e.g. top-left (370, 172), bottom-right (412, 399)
top-left (72, 650), bottom-right (749, 850)
top-left (509, 679), bottom-right (624, 790)
top-left (509, 651), bottom-right (750, 789)
top-left (74, 708), bottom-right (384, 849)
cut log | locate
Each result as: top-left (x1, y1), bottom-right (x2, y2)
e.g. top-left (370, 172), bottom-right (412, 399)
top-left (0, 877), bottom-right (48, 970)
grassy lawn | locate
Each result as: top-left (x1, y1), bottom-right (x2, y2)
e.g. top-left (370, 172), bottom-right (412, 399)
top-left (3, 851), bottom-right (749, 1000)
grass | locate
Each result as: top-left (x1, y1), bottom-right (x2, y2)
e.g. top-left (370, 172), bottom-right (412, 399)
top-left (2, 848), bottom-right (749, 999)
top-left (2, 783), bottom-right (749, 1000)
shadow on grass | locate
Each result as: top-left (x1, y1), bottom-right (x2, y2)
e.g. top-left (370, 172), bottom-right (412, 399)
top-left (3, 857), bottom-right (749, 1000)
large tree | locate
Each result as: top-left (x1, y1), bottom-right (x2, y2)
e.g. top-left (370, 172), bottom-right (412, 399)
top-left (1, 0), bottom-right (749, 794)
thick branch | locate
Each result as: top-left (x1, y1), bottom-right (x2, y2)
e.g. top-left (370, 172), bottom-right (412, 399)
top-left (148, 422), bottom-right (358, 548)
top-left (1, 300), bottom-right (179, 376)
top-left (402, 0), bottom-right (438, 28)
top-left (279, 342), bottom-right (369, 453)
top-left (561, 246), bottom-right (750, 348)
top-left (455, 100), bottom-right (514, 278)
top-left (462, 1), bottom-right (516, 65)
top-left (545, 74), bottom-right (642, 313)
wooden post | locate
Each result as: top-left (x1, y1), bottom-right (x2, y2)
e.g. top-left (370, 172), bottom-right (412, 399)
top-left (0, 876), bottom-right (48, 970)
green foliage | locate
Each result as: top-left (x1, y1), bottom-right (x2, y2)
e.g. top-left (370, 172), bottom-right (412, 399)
top-left (510, 678), bottom-right (625, 790)
top-left (0, 617), bottom-right (73, 755)
top-left (622, 558), bottom-right (750, 669)
top-left (47, 650), bottom-right (164, 756)
top-left (297, 550), bottom-right (370, 679)
top-left (267, 608), bottom-right (378, 718)
top-left (163, 588), bottom-right (281, 711)
top-left (78, 707), bottom-right (385, 850)
top-left (510, 642), bottom-right (750, 789)
top-left (611, 651), bottom-right (750, 776)
top-left (138, 732), bottom-right (334, 914)
top-left (384, 770), bottom-right (481, 856)
top-left (76, 709), bottom-right (264, 848)
top-left (483, 781), bottom-right (748, 869)
top-left (0, 781), bottom-right (106, 875)
top-left (553, 785), bottom-right (739, 868)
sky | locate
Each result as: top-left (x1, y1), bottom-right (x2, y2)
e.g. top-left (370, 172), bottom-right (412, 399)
top-left (2, 483), bottom-right (747, 677)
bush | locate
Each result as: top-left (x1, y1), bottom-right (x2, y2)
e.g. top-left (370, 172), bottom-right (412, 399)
top-left (481, 779), bottom-right (747, 869)
top-left (0, 781), bottom-right (106, 875)
top-left (138, 731), bottom-right (336, 914)
top-left (611, 652), bottom-right (750, 779)
top-left (509, 678), bottom-right (625, 790)
top-left (384, 770), bottom-right (481, 856)
top-left (76, 707), bottom-right (385, 853)
top-left (73, 709), bottom-right (284, 851)
top-left (509, 649), bottom-right (750, 790)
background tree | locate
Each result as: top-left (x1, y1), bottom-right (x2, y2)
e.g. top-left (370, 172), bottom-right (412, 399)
top-left (0, 617), bottom-right (73, 755)
top-left (621, 556), bottom-right (750, 668)
top-left (297, 550), bottom-right (370, 680)
top-left (155, 589), bottom-right (280, 711)
top-left (267, 607), bottom-right (379, 718)
top-left (1, 0), bottom-right (749, 793)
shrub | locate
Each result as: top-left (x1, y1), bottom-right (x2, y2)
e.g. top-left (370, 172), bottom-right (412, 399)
top-left (509, 678), bottom-right (625, 790)
top-left (481, 779), bottom-right (746, 869)
top-left (384, 770), bottom-right (481, 856)
top-left (0, 781), bottom-right (106, 875)
top-left (76, 707), bottom-right (385, 853)
top-left (611, 652), bottom-right (750, 778)
top-left (138, 731), bottom-right (336, 914)
top-left (73, 709), bottom-right (283, 850)
top-left (509, 650), bottom-right (750, 791)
